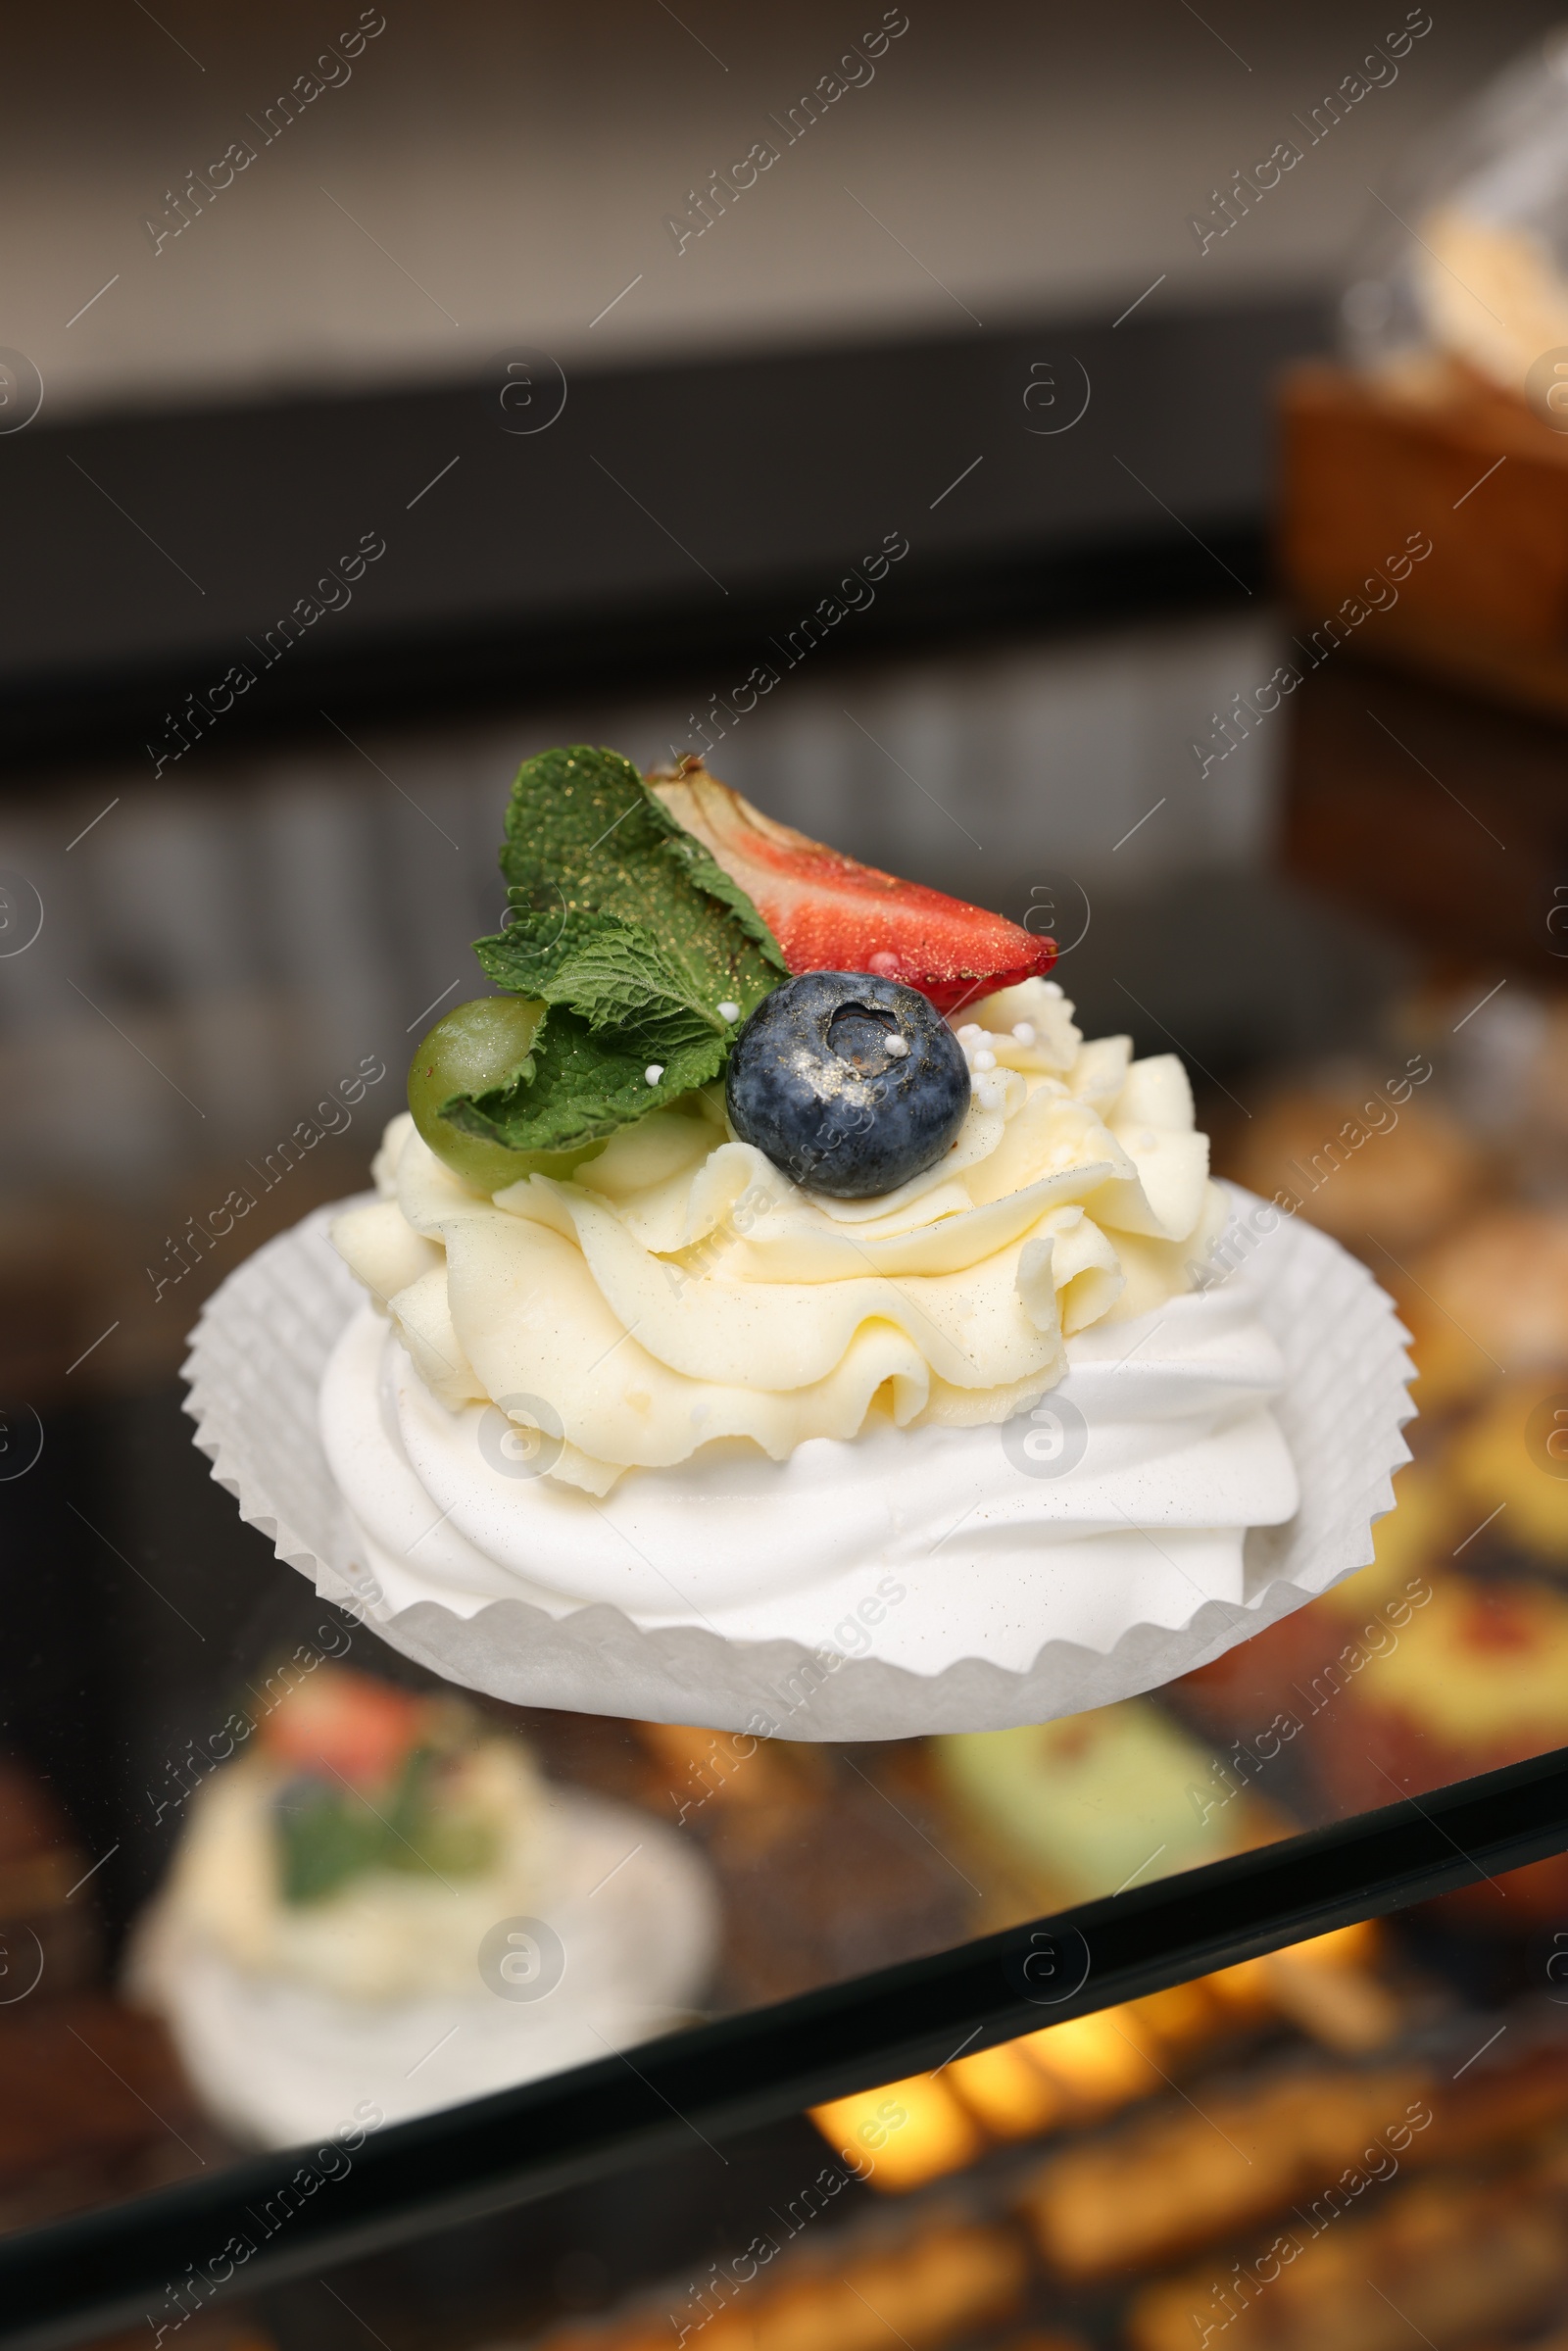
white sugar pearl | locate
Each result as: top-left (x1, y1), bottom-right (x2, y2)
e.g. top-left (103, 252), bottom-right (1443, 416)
top-left (886, 1035), bottom-right (909, 1058)
top-left (717, 1001), bottom-right (740, 1022)
top-left (645, 1063), bottom-right (664, 1085)
top-left (973, 1049), bottom-right (997, 1071)
top-left (956, 1023), bottom-right (983, 1043)
top-left (1012, 1021), bottom-right (1036, 1045)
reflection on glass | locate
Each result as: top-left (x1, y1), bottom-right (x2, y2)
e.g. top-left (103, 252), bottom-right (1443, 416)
top-left (0, 640), bottom-right (1565, 2266)
top-left (126, 1666), bottom-right (715, 2144)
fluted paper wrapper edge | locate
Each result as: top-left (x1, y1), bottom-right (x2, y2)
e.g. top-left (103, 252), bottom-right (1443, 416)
top-left (182, 1187), bottom-right (1416, 1739)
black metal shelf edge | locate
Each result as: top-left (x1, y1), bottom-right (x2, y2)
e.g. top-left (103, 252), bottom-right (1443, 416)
top-left (4, 1742), bottom-right (1565, 2351)
top-left (0, 294), bottom-right (1322, 772)
top-left (0, 526), bottom-right (1264, 776)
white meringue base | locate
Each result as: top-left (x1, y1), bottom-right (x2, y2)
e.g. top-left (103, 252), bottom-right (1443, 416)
top-left (183, 1184), bottom-right (1414, 1738)
top-left (321, 1288), bottom-right (1297, 1676)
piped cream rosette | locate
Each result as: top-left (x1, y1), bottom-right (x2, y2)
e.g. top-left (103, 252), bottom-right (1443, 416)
top-left (331, 981), bottom-right (1227, 1495)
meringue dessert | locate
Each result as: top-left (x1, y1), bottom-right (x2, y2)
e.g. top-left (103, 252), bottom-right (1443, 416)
top-left (131, 1663), bottom-right (716, 2141)
top-left (314, 747), bottom-right (1298, 1713)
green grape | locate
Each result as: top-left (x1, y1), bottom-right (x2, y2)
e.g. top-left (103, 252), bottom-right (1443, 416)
top-left (408, 997), bottom-right (603, 1194)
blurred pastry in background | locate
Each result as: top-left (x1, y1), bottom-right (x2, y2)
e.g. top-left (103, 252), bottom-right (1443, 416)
top-left (717, 2217), bottom-right (1029, 2351)
top-left (930, 1702), bottom-right (1290, 1923)
top-left (1020, 2052), bottom-right (1432, 2283)
top-left (933, 1710), bottom-right (1404, 2057)
top-left (521, 2018), bottom-right (1568, 2351)
top-left (1398, 25), bottom-right (1568, 408)
top-left (1416, 205), bottom-right (1568, 400)
top-left (1392, 1204), bottom-right (1568, 1409)
top-left (1099, 2033), bottom-right (1568, 2344)
top-left (1309, 1569), bottom-right (1568, 1797)
top-left (1127, 2162), bottom-right (1568, 2351)
top-left (1172, 1466), bottom-right (1568, 1923)
top-left (527, 2213), bottom-right (1033, 2351)
top-left (1224, 1077), bottom-right (1483, 1253)
top-left (129, 1664), bottom-right (717, 2144)
top-left (1440, 985), bottom-right (1568, 1184)
top-left (1281, 31), bottom-right (1568, 724)
top-left (1297, 1569), bottom-right (1568, 1920)
top-left (1450, 1374), bottom-right (1568, 1567)
top-left (813, 1918), bottom-right (1401, 2204)
top-left (635, 1724), bottom-right (973, 2007)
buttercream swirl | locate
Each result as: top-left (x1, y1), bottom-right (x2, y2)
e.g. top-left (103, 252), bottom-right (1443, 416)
top-left (331, 980), bottom-right (1226, 1494)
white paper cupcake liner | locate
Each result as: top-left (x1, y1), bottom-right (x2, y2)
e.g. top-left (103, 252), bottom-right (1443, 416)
top-left (183, 1185), bottom-right (1415, 1739)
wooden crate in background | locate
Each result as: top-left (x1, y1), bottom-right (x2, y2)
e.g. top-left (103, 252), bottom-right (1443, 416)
top-left (1277, 359), bottom-right (1568, 979)
top-left (1279, 360), bottom-right (1568, 722)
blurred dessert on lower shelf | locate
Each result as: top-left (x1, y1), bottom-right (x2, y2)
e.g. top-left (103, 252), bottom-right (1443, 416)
top-left (531, 2211), bottom-right (1033, 2351)
top-left (127, 1664), bottom-right (718, 2145)
top-left (1022, 2057), bottom-right (1427, 2285)
top-left (1302, 1571), bottom-right (1568, 1794)
top-left (1020, 2034), bottom-right (1568, 2287)
top-left (1170, 1488), bottom-right (1568, 1925)
top-left (1127, 2160), bottom-right (1568, 2351)
top-left (1292, 1568), bottom-right (1568, 1923)
top-left (513, 1985), bottom-right (1568, 2351)
top-left (927, 1703), bottom-right (1292, 1931)
top-left (810, 1920), bottom-right (1398, 2198)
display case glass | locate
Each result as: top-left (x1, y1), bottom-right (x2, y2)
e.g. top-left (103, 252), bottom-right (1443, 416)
top-left (1, 572), bottom-right (1565, 2349)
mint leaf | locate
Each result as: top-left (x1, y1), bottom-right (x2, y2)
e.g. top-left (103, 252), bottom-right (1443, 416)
top-left (447, 1003), bottom-right (721, 1153)
top-left (477, 908), bottom-right (726, 1050)
top-left (433, 746), bottom-right (789, 1154)
top-left (497, 746), bottom-right (785, 998)
top-left (275, 1782), bottom-right (386, 1905)
top-left (275, 1749), bottom-right (497, 1904)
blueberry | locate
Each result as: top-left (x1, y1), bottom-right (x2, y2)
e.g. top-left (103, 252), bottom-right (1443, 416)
top-left (724, 971), bottom-right (971, 1198)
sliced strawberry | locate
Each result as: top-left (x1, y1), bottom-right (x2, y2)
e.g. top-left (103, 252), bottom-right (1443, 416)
top-left (259, 1665), bottom-right (426, 1789)
top-left (650, 760), bottom-right (1055, 1013)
